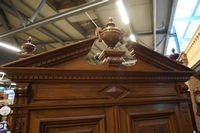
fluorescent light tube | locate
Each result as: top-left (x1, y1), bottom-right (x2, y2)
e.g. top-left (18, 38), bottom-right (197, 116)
top-left (130, 34), bottom-right (136, 42)
top-left (0, 42), bottom-right (21, 52)
top-left (116, 0), bottom-right (129, 24)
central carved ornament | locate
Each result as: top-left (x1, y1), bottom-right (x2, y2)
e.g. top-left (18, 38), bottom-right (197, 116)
top-left (95, 17), bottom-right (124, 49)
top-left (95, 17), bottom-right (127, 66)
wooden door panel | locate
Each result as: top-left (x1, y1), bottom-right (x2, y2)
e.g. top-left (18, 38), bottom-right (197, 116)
top-left (40, 115), bottom-right (106, 133)
top-left (134, 119), bottom-right (170, 133)
top-left (119, 104), bottom-right (180, 133)
top-left (28, 107), bottom-right (116, 133)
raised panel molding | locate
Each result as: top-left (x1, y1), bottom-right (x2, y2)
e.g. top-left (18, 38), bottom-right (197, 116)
top-left (129, 112), bottom-right (177, 133)
top-left (134, 119), bottom-right (170, 133)
top-left (28, 107), bottom-right (116, 133)
top-left (98, 86), bottom-right (130, 99)
top-left (31, 83), bottom-right (177, 100)
top-left (119, 104), bottom-right (180, 133)
top-left (39, 115), bottom-right (106, 133)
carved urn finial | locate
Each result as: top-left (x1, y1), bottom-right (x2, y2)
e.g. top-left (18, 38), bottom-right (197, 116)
top-left (18, 37), bottom-right (36, 59)
top-left (95, 17), bottom-right (124, 49)
top-left (169, 48), bottom-right (179, 61)
top-left (95, 17), bottom-right (126, 67)
top-left (21, 36), bottom-right (36, 54)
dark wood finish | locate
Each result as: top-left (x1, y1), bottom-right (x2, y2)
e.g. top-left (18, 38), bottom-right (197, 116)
top-left (197, 103), bottom-right (200, 116)
top-left (194, 90), bottom-right (200, 116)
top-left (0, 37), bottom-right (196, 133)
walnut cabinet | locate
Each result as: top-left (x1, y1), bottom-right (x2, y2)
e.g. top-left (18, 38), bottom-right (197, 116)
top-left (0, 38), bottom-right (197, 133)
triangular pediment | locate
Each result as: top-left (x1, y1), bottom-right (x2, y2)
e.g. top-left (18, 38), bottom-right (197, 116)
top-left (1, 37), bottom-right (192, 72)
top-left (0, 37), bottom-right (195, 83)
top-left (1, 37), bottom-right (97, 68)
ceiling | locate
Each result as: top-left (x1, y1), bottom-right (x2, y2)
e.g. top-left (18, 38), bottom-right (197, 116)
top-left (0, 0), bottom-right (175, 64)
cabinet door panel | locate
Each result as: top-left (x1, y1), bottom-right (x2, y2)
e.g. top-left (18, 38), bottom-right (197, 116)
top-left (119, 104), bottom-right (180, 133)
top-left (134, 119), bottom-right (170, 133)
top-left (39, 115), bottom-right (106, 133)
top-left (28, 107), bottom-right (115, 133)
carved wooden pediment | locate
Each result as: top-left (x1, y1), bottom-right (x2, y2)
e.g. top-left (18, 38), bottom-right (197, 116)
top-left (0, 36), bottom-right (194, 83)
top-left (1, 39), bottom-right (192, 70)
top-left (0, 18), bottom-right (196, 133)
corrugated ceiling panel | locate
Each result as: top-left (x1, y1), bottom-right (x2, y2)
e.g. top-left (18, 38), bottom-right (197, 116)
top-left (11, 0), bottom-right (40, 20)
top-left (46, 42), bottom-right (63, 48)
top-left (53, 20), bottom-right (85, 39)
top-left (15, 33), bottom-right (42, 44)
top-left (94, 40), bottom-right (108, 50)
top-left (96, 4), bottom-right (129, 33)
top-left (126, 0), bottom-right (150, 5)
top-left (68, 11), bottom-right (98, 22)
top-left (0, 26), bottom-right (6, 33)
top-left (156, 0), bottom-right (172, 29)
top-left (137, 36), bottom-right (154, 49)
top-left (4, 12), bottom-right (21, 28)
top-left (44, 24), bottom-right (71, 40)
top-left (129, 3), bottom-right (152, 33)
top-left (23, 0), bottom-right (57, 17)
top-left (155, 34), bottom-right (166, 54)
top-left (26, 29), bottom-right (55, 42)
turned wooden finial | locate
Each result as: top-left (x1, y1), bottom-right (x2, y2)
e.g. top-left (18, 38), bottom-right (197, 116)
top-left (169, 48), bottom-right (179, 60)
top-left (95, 17), bottom-right (124, 49)
top-left (106, 17), bottom-right (115, 27)
top-left (18, 37), bottom-right (36, 59)
top-left (21, 36), bottom-right (36, 54)
top-left (27, 36), bottom-right (32, 43)
top-left (94, 17), bottom-right (127, 66)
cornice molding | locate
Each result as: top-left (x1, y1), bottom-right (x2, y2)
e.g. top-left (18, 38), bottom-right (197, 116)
top-left (2, 37), bottom-right (97, 67)
top-left (0, 68), bottom-right (194, 82)
top-left (125, 41), bottom-right (193, 71)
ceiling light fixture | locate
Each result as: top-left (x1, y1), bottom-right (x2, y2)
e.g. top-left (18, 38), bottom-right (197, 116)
top-left (127, 24), bottom-right (136, 42)
top-left (116, 0), bottom-right (129, 24)
top-left (0, 42), bottom-right (21, 52)
top-left (130, 34), bottom-right (136, 42)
